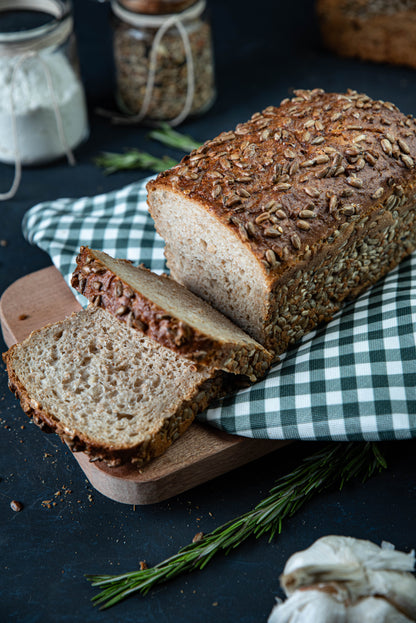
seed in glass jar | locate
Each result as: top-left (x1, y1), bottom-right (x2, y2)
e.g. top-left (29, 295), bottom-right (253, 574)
top-left (113, 19), bottom-right (215, 122)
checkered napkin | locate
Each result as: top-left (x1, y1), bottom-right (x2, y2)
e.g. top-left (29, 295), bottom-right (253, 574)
top-left (22, 177), bottom-right (416, 441)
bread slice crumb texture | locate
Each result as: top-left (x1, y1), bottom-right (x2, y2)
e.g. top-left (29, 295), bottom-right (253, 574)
top-left (6, 307), bottom-right (212, 450)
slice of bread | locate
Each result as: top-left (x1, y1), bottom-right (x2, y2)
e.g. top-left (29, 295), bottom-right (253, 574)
top-left (71, 247), bottom-right (272, 381)
top-left (3, 306), bottom-right (223, 468)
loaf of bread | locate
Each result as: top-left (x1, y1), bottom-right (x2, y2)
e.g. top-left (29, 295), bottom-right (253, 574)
top-left (71, 247), bottom-right (272, 381)
top-left (147, 89), bottom-right (416, 357)
top-left (316, 0), bottom-right (416, 68)
top-left (4, 307), bottom-right (222, 467)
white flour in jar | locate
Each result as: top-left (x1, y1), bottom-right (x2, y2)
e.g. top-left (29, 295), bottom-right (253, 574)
top-left (0, 51), bottom-right (88, 165)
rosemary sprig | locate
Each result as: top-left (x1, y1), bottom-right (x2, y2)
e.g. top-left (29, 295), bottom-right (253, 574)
top-left (148, 122), bottom-right (202, 152)
top-left (94, 124), bottom-right (203, 174)
top-left (86, 442), bottom-right (386, 609)
top-left (93, 150), bottom-right (178, 175)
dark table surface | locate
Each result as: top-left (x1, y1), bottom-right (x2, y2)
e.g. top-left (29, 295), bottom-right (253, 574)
top-left (1, 1), bottom-right (415, 622)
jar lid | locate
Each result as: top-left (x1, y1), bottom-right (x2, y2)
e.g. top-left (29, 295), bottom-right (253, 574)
top-left (112, 0), bottom-right (205, 26)
top-left (118, 0), bottom-right (196, 15)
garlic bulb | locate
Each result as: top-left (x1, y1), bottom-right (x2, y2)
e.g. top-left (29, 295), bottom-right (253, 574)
top-left (268, 536), bottom-right (416, 622)
top-left (268, 590), bottom-right (415, 623)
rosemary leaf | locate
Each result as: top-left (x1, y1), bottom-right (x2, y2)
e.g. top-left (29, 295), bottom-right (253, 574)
top-left (94, 125), bottom-right (202, 174)
top-left (94, 150), bottom-right (178, 175)
top-left (148, 122), bottom-right (202, 152)
top-left (86, 442), bottom-right (386, 609)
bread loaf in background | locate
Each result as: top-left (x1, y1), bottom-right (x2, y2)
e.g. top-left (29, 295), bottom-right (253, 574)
top-left (147, 89), bottom-right (416, 358)
top-left (316, 0), bottom-right (416, 68)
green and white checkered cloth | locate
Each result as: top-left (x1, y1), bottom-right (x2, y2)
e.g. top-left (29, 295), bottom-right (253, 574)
top-left (22, 177), bottom-right (416, 441)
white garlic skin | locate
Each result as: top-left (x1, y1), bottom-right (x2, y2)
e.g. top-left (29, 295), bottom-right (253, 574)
top-left (268, 590), bottom-right (415, 623)
top-left (269, 536), bottom-right (416, 623)
top-left (281, 535), bottom-right (415, 595)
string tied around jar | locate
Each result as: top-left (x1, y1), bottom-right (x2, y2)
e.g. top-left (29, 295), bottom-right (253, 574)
top-left (102, 0), bottom-right (208, 126)
top-left (0, 50), bottom-right (76, 201)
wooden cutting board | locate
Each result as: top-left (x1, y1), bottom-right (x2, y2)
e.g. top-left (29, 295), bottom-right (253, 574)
top-left (0, 267), bottom-right (286, 505)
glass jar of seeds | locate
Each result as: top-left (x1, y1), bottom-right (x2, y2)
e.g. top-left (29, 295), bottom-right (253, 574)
top-left (110, 0), bottom-right (216, 125)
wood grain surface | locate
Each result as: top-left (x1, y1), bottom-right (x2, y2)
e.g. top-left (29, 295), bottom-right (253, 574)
top-left (0, 267), bottom-right (286, 505)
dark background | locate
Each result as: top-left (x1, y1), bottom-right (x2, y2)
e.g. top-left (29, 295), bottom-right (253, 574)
top-left (0, 1), bottom-right (415, 621)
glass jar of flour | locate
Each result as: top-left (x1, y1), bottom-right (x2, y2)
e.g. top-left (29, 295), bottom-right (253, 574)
top-left (0, 0), bottom-right (89, 166)
top-left (111, 0), bottom-right (216, 125)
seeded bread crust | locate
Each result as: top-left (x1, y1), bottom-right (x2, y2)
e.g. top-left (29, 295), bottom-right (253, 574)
top-left (147, 89), bottom-right (416, 355)
top-left (3, 310), bottom-right (224, 468)
top-left (317, 0), bottom-right (416, 69)
top-left (148, 89), bottom-right (416, 276)
top-left (71, 247), bottom-right (271, 381)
